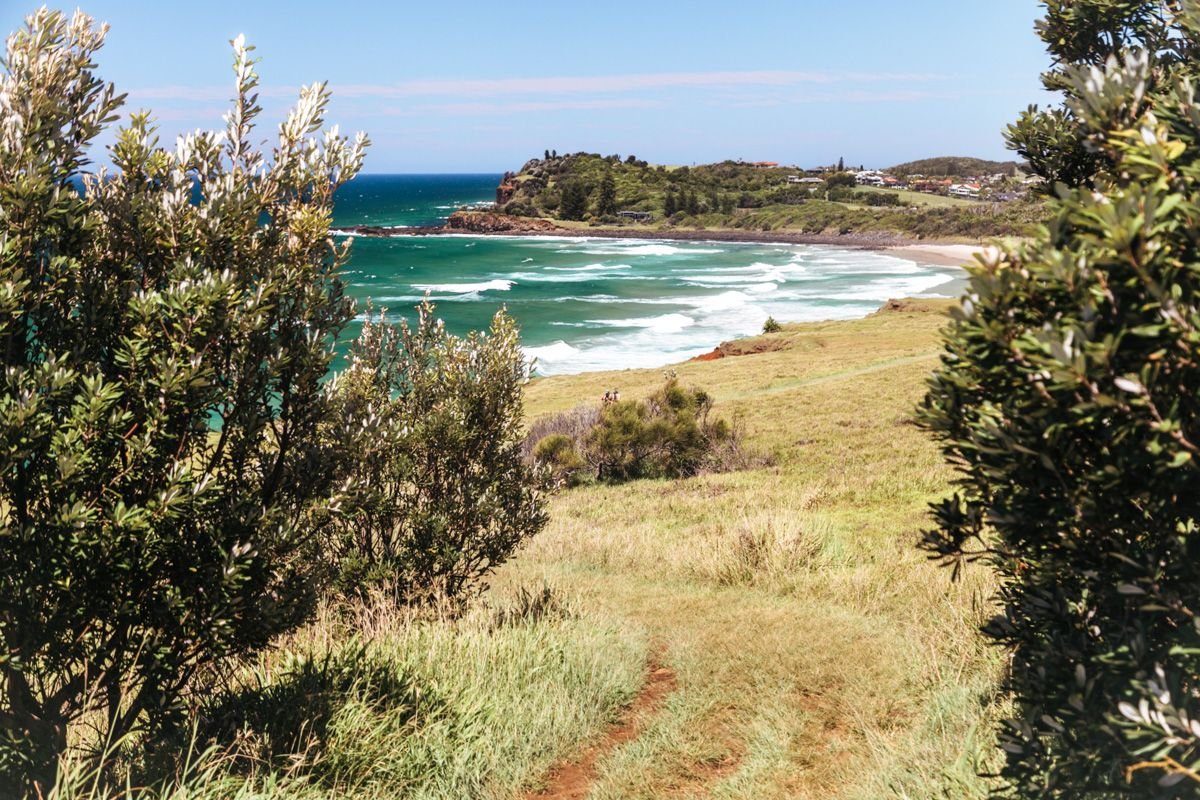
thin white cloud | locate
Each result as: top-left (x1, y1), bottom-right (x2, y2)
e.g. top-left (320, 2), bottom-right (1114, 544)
top-left (382, 98), bottom-right (661, 117)
top-left (129, 69), bottom-right (946, 103)
top-left (718, 89), bottom-right (967, 108)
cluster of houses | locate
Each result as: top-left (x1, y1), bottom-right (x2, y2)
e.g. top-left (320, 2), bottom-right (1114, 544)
top-left (780, 168), bottom-right (1039, 202)
top-left (850, 170), bottom-right (1036, 201)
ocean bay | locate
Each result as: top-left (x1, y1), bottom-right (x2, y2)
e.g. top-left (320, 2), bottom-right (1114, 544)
top-left (335, 175), bottom-right (964, 374)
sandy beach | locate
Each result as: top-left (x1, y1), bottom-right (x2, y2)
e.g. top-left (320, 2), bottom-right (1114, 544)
top-left (885, 243), bottom-right (983, 268)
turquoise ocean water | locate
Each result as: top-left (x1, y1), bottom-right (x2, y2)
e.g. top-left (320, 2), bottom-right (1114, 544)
top-left (333, 174), bottom-right (964, 375)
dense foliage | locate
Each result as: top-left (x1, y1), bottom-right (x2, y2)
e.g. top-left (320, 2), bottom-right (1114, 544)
top-left (527, 377), bottom-right (756, 486)
top-left (0, 10), bottom-right (367, 793)
top-left (1005, 0), bottom-right (1184, 190)
top-left (324, 301), bottom-right (547, 604)
top-left (923, 2), bottom-right (1200, 795)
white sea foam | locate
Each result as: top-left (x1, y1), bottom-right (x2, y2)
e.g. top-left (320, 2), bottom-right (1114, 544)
top-left (347, 235), bottom-right (966, 376)
top-left (524, 340), bottom-right (580, 364)
top-left (507, 269), bottom-right (635, 284)
top-left (413, 278), bottom-right (514, 294)
top-left (545, 263), bottom-right (633, 272)
top-left (331, 225), bottom-right (410, 237)
top-left (589, 313), bottom-right (695, 334)
top-left (794, 273), bottom-right (956, 302)
top-left (688, 290), bottom-right (751, 312)
top-left (558, 243), bottom-right (721, 257)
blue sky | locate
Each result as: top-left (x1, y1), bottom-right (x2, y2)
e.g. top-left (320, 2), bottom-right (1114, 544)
top-left (0, 1), bottom-right (1053, 173)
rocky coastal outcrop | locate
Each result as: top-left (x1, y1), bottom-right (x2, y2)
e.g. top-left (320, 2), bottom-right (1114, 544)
top-left (496, 172), bottom-right (518, 205)
top-left (445, 211), bottom-right (562, 234)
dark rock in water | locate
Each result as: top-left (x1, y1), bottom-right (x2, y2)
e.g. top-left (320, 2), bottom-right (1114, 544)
top-left (337, 224), bottom-right (442, 237)
top-left (342, 225), bottom-right (394, 237)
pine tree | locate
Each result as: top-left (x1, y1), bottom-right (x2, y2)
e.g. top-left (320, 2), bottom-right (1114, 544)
top-left (663, 190), bottom-right (677, 217)
top-left (596, 171), bottom-right (618, 216)
top-left (559, 181), bottom-right (589, 220)
top-left (837, 156), bottom-right (844, 171)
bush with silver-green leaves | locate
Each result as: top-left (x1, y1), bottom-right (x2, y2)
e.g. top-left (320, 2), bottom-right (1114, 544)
top-left (323, 300), bottom-right (547, 605)
top-left (0, 9), bottom-right (365, 794)
top-left (923, 2), bottom-right (1200, 795)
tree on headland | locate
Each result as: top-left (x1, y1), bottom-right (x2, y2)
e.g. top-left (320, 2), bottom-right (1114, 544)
top-left (922, 2), bottom-right (1200, 795)
top-left (0, 10), bottom-right (367, 793)
top-left (596, 171), bottom-right (618, 216)
top-left (663, 190), bottom-right (677, 217)
top-left (837, 156), bottom-right (844, 171)
top-left (559, 181), bottom-right (589, 220)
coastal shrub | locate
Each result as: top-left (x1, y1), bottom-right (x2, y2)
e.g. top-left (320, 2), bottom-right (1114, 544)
top-left (856, 190), bottom-right (902, 207)
top-left (586, 376), bottom-right (730, 482)
top-left (827, 185), bottom-right (857, 203)
top-left (737, 192), bottom-right (762, 209)
top-left (0, 11), bottom-right (366, 794)
top-left (532, 433), bottom-right (587, 488)
top-left (521, 404), bottom-right (601, 461)
top-left (921, 4), bottom-right (1200, 795)
top-left (324, 300), bottom-right (548, 605)
top-left (762, 316), bottom-right (782, 334)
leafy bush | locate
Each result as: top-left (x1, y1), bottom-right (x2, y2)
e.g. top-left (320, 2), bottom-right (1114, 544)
top-left (586, 377), bottom-right (730, 482)
top-left (921, 5), bottom-right (1200, 795)
top-left (762, 316), bottom-right (782, 334)
top-left (522, 404), bottom-right (601, 461)
top-left (532, 433), bottom-right (586, 488)
top-left (0, 11), bottom-right (366, 793)
top-left (826, 185), bottom-right (857, 203)
top-left (856, 190), bottom-right (902, 207)
top-left (324, 300), bottom-right (548, 605)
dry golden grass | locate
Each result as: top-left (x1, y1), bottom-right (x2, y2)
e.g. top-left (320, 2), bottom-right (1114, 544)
top-left (51, 299), bottom-right (1000, 800)
top-left (496, 298), bottom-right (1003, 799)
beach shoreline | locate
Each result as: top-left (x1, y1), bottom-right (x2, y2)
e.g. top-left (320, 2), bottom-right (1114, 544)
top-left (340, 215), bottom-right (986, 268)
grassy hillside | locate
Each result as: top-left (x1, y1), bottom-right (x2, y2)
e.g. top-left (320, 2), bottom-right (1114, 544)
top-left (499, 152), bottom-right (1044, 242)
top-left (887, 156), bottom-right (1023, 177)
top-left (63, 299), bottom-right (1002, 799)
top-left (498, 299), bottom-right (1004, 798)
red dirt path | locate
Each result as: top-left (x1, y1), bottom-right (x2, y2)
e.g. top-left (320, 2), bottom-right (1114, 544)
top-left (525, 656), bottom-right (678, 800)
